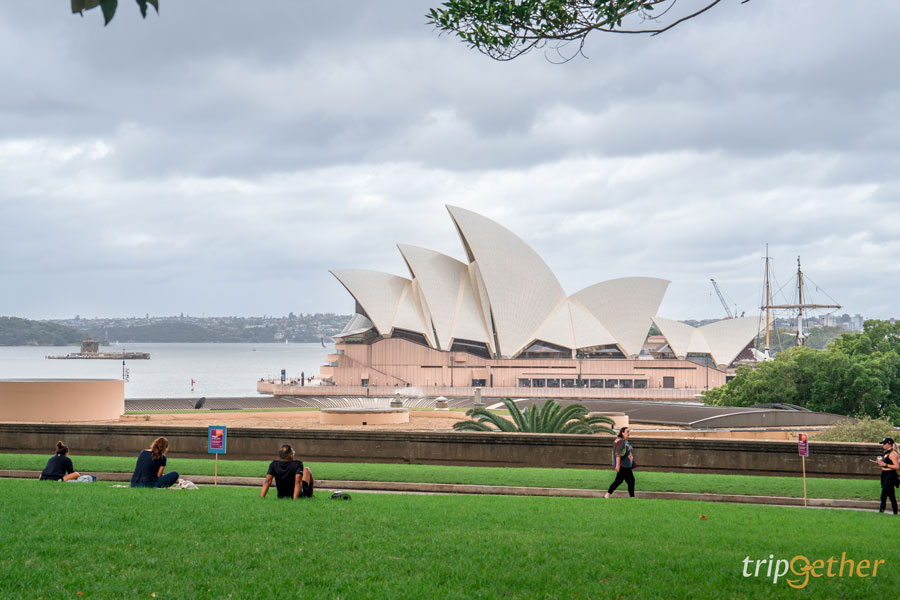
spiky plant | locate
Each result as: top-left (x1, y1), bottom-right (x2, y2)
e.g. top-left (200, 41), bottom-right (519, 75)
top-left (453, 398), bottom-right (615, 435)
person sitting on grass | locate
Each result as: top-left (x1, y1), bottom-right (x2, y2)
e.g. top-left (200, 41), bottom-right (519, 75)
top-left (261, 444), bottom-right (314, 499)
top-left (39, 441), bottom-right (81, 482)
top-left (130, 437), bottom-right (179, 488)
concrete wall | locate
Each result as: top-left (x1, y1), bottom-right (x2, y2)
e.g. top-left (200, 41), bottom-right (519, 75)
top-left (316, 337), bottom-right (727, 390)
top-left (0, 380), bottom-right (124, 422)
top-left (0, 423), bottom-right (880, 478)
top-left (259, 383), bottom-right (704, 401)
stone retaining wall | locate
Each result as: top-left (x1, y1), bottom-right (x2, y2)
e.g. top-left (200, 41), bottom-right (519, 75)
top-left (0, 423), bottom-right (879, 478)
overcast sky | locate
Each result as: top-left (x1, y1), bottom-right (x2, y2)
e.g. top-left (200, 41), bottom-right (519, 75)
top-left (1, 1), bottom-right (898, 322)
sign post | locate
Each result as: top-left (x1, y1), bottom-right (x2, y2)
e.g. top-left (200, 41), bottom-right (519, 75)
top-left (798, 432), bottom-right (809, 507)
top-left (208, 426), bottom-right (227, 486)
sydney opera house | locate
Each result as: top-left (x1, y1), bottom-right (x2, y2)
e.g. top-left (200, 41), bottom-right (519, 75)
top-left (306, 206), bottom-right (761, 400)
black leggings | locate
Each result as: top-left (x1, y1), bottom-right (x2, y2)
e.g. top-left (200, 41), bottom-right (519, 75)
top-left (880, 471), bottom-right (898, 514)
top-left (607, 467), bottom-right (635, 497)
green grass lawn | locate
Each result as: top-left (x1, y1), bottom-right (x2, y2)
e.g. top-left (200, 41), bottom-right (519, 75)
top-left (1, 453), bottom-right (881, 500)
top-left (0, 479), bottom-right (895, 599)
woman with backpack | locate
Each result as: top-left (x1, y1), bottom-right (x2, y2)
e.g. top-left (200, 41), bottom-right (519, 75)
top-left (876, 436), bottom-right (899, 514)
top-left (605, 426), bottom-right (636, 498)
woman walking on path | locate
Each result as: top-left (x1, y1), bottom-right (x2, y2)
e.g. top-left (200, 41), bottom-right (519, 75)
top-left (876, 437), bottom-right (899, 514)
top-left (130, 437), bottom-right (179, 488)
top-left (605, 427), bottom-right (635, 498)
top-left (39, 441), bottom-right (80, 481)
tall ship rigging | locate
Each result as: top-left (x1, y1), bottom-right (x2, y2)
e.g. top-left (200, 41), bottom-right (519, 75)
top-left (760, 245), bottom-right (841, 357)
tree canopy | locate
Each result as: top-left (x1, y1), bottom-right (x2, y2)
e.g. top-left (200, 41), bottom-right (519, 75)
top-left (704, 320), bottom-right (900, 423)
top-left (73, 0), bottom-right (734, 62)
top-left (71, 0), bottom-right (157, 26)
top-left (428, 0), bottom-right (730, 61)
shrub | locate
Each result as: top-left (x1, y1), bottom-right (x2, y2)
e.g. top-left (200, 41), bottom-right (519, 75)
top-left (814, 416), bottom-right (896, 443)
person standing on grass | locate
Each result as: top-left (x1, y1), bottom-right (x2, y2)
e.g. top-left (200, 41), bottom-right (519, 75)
top-left (39, 441), bottom-right (81, 481)
top-left (261, 444), bottom-right (314, 499)
top-left (605, 427), bottom-right (635, 498)
top-left (130, 437), bottom-right (179, 488)
top-left (876, 437), bottom-right (900, 514)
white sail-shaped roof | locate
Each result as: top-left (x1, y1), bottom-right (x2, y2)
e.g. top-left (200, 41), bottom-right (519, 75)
top-left (330, 269), bottom-right (409, 336)
top-left (572, 277), bottom-right (670, 358)
top-left (653, 316), bottom-right (761, 367)
top-left (398, 244), bottom-right (465, 350)
top-left (569, 300), bottom-right (618, 349)
top-left (331, 208), bottom-right (758, 366)
top-left (333, 312), bottom-right (375, 339)
top-left (447, 205), bottom-right (566, 358)
top-left (652, 317), bottom-right (709, 358)
top-left (530, 301), bottom-right (576, 351)
top-left (700, 316), bottom-right (763, 367)
top-left (452, 264), bottom-right (493, 348)
top-left (391, 279), bottom-right (433, 343)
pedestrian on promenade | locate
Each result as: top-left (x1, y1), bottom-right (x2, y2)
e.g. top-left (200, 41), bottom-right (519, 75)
top-left (876, 436), bottom-right (899, 514)
top-left (39, 441), bottom-right (81, 481)
top-left (261, 444), bottom-right (314, 499)
top-left (130, 437), bottom-right (179, 488)
top-left (605, 426), bottom-right (636, 498)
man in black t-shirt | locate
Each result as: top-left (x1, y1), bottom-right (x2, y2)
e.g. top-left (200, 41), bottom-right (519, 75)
top-left (261, 444), bottom-right (314, 499)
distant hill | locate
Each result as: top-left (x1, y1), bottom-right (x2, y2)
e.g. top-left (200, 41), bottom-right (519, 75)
top-left (49, 313), bottom-right (352, 344)
top-left (0, 317), bottom-right (84, 346)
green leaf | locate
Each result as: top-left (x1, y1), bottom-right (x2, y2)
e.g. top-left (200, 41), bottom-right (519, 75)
top-left (99, 0), bottom-right (118, 25)
top-left (136, 0), bottom-right (159, 18)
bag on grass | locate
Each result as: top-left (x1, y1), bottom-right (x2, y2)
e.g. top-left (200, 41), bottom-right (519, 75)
top-left (330, 491), bottom-right (351, 500)
top-left (173, 478), bottom-right (199, 490)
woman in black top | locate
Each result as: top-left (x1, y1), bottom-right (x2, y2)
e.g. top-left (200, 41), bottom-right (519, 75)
top-left (130, 437), bottom-right (179, 488)
top-left (605, 427), bottom-right (636, 498)
top-left (40, 441), bottom-right (80, 481)
top-left (876, 437), bottom-right (899, 514)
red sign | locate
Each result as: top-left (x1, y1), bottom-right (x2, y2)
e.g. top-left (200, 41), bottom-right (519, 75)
top-left (798, 432), bottom-right (809, 457)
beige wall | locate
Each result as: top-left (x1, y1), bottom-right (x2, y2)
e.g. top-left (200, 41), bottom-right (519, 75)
top-left (260, 383), bottom-right (705, 401)
top-left (0, 379), bottom-right (124, 423)
top-left (320, 408), bottom-right (410, 425)
top-left (316, 337), bottom-right (727, 392)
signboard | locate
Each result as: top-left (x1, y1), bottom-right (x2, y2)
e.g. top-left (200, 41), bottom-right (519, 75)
top-left (798, 432), bottom-right (809, 457)
top-left (208, 426), bottom-right (227, 454)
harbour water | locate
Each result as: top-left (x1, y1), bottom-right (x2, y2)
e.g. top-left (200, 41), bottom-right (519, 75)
top-left (0, 343), bottom-right (331, 399)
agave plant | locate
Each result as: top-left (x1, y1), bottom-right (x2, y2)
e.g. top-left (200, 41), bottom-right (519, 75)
top-left (453, 398), bottom-right (615, 435)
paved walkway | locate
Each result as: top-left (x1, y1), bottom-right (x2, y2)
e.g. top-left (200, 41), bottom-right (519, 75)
top-left (1, 469), bottom-right (880, 511)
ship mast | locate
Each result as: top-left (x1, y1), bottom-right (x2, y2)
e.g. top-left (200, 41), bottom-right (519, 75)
top-left (761, 252), bottom-right (841, 348)
top-left (764, 244), bottom-right (772, 355)
top-left (796, 256), bottom-right (805, 346)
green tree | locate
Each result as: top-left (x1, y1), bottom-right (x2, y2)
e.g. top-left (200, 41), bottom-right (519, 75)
top-left (428, 0), bottom-right (731, 61)
top-left (453, 398), bottom-right (615, 434)
top-left (71, 0), bottom-right (157, 26)
top-left (73, 0), bottom-right (731, 62)
top-left (704, 320), bottom-right (900, 423)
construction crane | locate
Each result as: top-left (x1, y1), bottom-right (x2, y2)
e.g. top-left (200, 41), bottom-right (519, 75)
top-left (710, 279), bottom-right (734, 319)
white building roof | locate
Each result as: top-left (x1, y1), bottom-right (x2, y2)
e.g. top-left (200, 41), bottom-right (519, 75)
top-left (331, 208), bottom-right (758, 364)
top-left (572, 277), bottom-right (670, 358)
top-left (653, 316), bottom-right (762, 367)
top-left (447, 205), bottom-right (567, 358)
